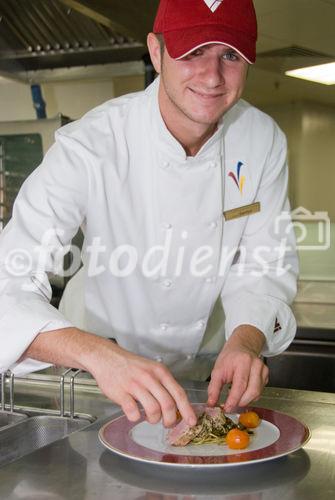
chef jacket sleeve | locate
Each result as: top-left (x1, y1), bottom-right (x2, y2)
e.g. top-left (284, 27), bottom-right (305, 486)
top-left (0, 128), bottom-right (91, 374)
top-left (220, 127), bottom-right (298, 356)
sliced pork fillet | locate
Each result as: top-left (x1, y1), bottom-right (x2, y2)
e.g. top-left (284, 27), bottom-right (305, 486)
top-left (168, 406), bottom-right (237, 446)
top-left (167, 419), bottom-right (202, 446)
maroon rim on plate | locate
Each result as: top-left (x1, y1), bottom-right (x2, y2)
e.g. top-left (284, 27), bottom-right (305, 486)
top-left (98, 406), bottom-right (310, 466)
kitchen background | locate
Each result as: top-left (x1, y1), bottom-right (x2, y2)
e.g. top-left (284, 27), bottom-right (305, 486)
top-left (0, 0), bottom-right (335, 390)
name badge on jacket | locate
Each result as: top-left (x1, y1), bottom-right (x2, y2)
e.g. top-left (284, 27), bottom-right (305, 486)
top-left (223, 202), bottom-right (261, 221)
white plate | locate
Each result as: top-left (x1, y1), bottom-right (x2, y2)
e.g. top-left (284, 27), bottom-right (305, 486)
top-left (99, 405), bottom-right (310, 468)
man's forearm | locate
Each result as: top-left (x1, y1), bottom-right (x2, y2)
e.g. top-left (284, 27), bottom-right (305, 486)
top-left (21, 327), bottom-right (118, 373)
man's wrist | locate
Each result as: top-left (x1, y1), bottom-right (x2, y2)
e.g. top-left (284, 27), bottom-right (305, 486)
top-left (227, 324), bottom-right (266, 356)
top-left (70, 329), bottom-right (120, 375)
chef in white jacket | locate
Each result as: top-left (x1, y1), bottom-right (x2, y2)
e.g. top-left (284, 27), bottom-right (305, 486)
top-left (0, 0), bottom-right (297, 428)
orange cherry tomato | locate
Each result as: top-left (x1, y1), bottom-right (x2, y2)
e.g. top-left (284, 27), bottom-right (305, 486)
top-left (226, 429), bottom-right (250, 450)
top-left (238, 411), bottom-right (261, 429)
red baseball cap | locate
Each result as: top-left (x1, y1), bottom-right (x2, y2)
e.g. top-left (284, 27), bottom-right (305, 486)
top-left (153, 0), bottom-right (257, 64)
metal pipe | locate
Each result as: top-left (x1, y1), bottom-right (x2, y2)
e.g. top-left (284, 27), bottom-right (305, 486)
top-left (30, 84), bottom-right (47, 119)
top-left (38, 1), bottom-right (70, 50)
top-left (17, 0), bottom-right (51, 51)
top-left (52, 2), bottom-right (81, 49)
top-left (3, 2), bottom-right (40, 52)
top-left (64, 9), bottom-right (93, 48)
top-left (0, 141), bottom-right (5, 231)
top-left (1, 42), bottom-right (142, 62)
top-left (93, 22), bottom-right (110, 44)
top-left (0, 3), bottom-right (33, 51)
top-left (9, 372), bottom-right (14, 413)
top-left (60, 368), bottom-right (72, 417)
top-left (70, 370), bottom-right (82, 419)
top-left (1, 373), bottom-right (5, 411)
top-left (27, 1), bottom-right (60, 51)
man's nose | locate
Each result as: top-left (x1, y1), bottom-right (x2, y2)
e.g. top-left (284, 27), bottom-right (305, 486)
top-left (200, 57), bottom-right (224, 87)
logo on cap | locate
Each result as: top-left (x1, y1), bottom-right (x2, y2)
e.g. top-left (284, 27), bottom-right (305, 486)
top-left (203, 0), bottom-right (223, 13)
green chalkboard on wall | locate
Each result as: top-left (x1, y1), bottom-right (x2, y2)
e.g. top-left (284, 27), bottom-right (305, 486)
top-left (0, 133), bottom-right (43, 227)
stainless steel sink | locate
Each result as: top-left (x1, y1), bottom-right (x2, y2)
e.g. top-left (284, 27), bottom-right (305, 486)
top-left (0, 415), bottom-right (91, 467)
top-left (0, 410), bottom-right (28, 430)
top-left (0, 370), bottom-right (103, 469)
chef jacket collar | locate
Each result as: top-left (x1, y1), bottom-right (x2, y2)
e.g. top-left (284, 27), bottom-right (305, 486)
top-left (145, 76), bottom-right (225, 164)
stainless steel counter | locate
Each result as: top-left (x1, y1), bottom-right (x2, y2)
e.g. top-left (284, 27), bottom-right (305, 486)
top-left (0, 376), bottom-right (334, 500)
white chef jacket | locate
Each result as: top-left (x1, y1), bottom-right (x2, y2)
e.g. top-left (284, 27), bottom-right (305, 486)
top-left (0, 76), bottom-right (298, 379)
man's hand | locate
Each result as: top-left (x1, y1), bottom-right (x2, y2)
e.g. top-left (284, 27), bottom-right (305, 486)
top-left (22, 327), bottom-right (197, 428)
top-left (89, 341), bottom-right (197, 427)
top-left (207, 325), bottom-right (269, 412)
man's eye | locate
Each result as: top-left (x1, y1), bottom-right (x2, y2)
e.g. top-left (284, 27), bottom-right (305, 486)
top-left (223, 52), bottom-right (239, 61)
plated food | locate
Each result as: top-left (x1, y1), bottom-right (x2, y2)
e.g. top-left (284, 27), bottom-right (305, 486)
top-left (98, 404), bottom-right (310, 467)
top-left (168, 406), bottom-right (260, 450)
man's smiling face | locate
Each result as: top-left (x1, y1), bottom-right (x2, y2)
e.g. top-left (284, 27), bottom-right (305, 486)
top-left (158, 42), bottom-right (249, 127)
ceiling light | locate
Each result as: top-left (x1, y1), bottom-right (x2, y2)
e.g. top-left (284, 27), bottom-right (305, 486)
top-left (285, 62), bottom-right (335, 85)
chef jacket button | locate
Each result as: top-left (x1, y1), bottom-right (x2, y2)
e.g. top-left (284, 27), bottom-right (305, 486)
top-left (197, 320), bottom-right (206, 329)
top-left (162, 223), bottom-right (172, 230)
top-left (160, 323), bottom-right (169, 331)
top-left (209, 221), bottom-right (218, 229)
top-left (186, 354), bottom-right (195, 360)
top-left (163, 161), bottom-right (170, 169)
top-left (156, 356), bottom-right (163, 363)
top-left (162, 279), bottom-right (172, 288)
top-left (205, 277), bottom-right (215, 284)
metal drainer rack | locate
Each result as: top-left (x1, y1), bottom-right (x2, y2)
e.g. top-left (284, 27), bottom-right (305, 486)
top-left (1, 368), bottom-right (85, 419)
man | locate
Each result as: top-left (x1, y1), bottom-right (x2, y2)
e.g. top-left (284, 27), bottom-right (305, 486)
top-left (0, 0), bottom-right (297, 428)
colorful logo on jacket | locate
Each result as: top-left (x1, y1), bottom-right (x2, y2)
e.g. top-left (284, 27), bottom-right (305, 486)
top-left (203, 1), bottom-right (223, 13)
top-left (228, 161), bottom-right (245, 194)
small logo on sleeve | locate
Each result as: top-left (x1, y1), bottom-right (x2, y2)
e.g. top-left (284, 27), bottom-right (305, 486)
top-left (203, 1), bottom-right (223, 13)
top-left (228, 161), bottom-right (245, 194)
top-left (274, 318), bottom-right (282, 334)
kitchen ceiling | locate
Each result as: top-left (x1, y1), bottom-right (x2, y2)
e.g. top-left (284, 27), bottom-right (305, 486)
top-left (248, 0), bottom-right (335, 105)
top-left (0, 0), bottom-right (334, 104)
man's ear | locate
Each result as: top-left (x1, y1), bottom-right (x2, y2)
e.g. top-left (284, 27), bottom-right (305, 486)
top-left (147, 33), bottom-right (162, 74)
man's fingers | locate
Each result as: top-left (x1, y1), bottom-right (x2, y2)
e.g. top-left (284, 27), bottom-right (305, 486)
top-left (207, 369), bottom-right (225, 407)
top-left (131, 383), bottom-right (162, 424)
top-left (155, 365), bottom-right (197, 426)
top-left (224, 367), bottom-right (249, 413)
top-left (140, 372), bottom-right (178, 427)
top-left (119, 394), bottom-right (141, 422)
top-left (237, 359), bottom-right (266, 408)
top-left (262, 363), bottom-right (269, 386)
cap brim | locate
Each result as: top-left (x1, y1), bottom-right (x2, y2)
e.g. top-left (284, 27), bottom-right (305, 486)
top-left (163, 25), bottom-right (256, 64)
